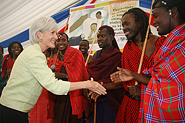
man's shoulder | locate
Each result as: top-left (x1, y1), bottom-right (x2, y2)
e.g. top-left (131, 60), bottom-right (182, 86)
top-left (68, 46), bottom-right (83, 57)
top-left (68, 46), bottom-right (79, 52)
top-left (72, 47), bottom-right (82, 54)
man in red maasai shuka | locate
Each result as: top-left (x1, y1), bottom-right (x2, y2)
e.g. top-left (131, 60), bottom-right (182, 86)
top-left (48, 46), bottom-right (88, 120)
top-left (116, 36), bottom-right (165, 123)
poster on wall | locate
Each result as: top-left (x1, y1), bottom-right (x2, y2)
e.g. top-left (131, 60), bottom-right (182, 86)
top-left (68, 0), bottom-right (139, 53)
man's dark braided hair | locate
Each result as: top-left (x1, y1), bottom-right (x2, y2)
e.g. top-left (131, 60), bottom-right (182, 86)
top-left (122, 8), bottom-right (152, 44)
top-left (153, 0), bottom-right (185, 21)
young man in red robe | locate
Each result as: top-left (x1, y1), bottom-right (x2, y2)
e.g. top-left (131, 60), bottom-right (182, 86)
top-left (85, 25), bottom-right (125, 123)
top-left (111, 8), bottom-right (166, 123)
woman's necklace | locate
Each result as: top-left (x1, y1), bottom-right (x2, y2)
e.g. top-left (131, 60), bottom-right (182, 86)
top-left (59, 51), bottom-right (64, 61)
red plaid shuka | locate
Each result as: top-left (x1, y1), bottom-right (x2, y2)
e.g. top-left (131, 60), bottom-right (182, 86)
top-left (48, 46), bottom-right (88, 119)
top-left (143, 23), bottom-right (185, 122)
top-left (115, 36), bottom-right (165, 123)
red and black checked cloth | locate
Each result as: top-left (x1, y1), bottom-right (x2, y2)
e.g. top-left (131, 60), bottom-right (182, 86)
top-left (115, 36), bottom-right (165, 123)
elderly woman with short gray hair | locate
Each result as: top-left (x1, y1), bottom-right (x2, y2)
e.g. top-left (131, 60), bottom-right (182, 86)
top-left (0, 16), bottom-right (106, 123)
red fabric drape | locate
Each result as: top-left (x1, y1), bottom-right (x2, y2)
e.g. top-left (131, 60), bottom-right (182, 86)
top-left (1, 54), bottom-right (14, 77)
top-left (48, 46), bottom-right (88, 119)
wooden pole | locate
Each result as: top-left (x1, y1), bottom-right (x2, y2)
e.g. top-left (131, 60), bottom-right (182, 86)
top-left (54, 50), bottom-right (60, 65)
top-left (94, 100), bottom-right (97, 123)
top-left (85, 32), bottom-right (97, 66)
top-left (64, 14), bottom-right (70, 33)
top-left (135, 0), bottom-right (155, 85)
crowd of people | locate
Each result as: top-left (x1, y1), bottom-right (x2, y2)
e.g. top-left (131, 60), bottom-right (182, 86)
top-left (0, 0), bottom-right (185, 123)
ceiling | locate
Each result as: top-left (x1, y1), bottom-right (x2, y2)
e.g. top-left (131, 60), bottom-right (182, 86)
top-left (0, 0), bottom-right (84, 43)
top-left (0, 0), bottom-right (153, 54)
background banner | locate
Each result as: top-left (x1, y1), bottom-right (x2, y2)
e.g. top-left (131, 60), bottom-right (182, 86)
top-left (68, 0), bottom-right (139, 53)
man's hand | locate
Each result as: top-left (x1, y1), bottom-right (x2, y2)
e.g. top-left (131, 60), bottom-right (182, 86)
top-left (88, 91), bottom-right (100, 102)
top-left (54, 72), bottom-right (67, 79)
top-left (110, 67), bottom-right (134, 83)
top-left (128, 85), bottom-right (141, 98)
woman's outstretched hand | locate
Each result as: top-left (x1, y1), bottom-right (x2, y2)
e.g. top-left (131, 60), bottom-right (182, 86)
top-left (86, 78), bottom-right (107, 95)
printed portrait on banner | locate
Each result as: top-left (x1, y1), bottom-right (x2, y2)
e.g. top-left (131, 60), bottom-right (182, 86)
top-left (68, 6), bottom-right (110, 46)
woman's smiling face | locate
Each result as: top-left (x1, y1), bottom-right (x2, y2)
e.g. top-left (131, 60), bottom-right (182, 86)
top-left (153, 3), bottom-right (171, 35)
top-left (40, 29), bottom-right (58, 49)
top-left (56, 33), bottom-right (69, 51)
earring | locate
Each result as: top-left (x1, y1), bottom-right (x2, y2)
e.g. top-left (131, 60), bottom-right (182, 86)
top-left (169, 10), bottom-right (172, 15)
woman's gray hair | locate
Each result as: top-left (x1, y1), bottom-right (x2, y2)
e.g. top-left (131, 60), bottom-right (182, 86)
top-left (29, 16), bottom-right (58, 44)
